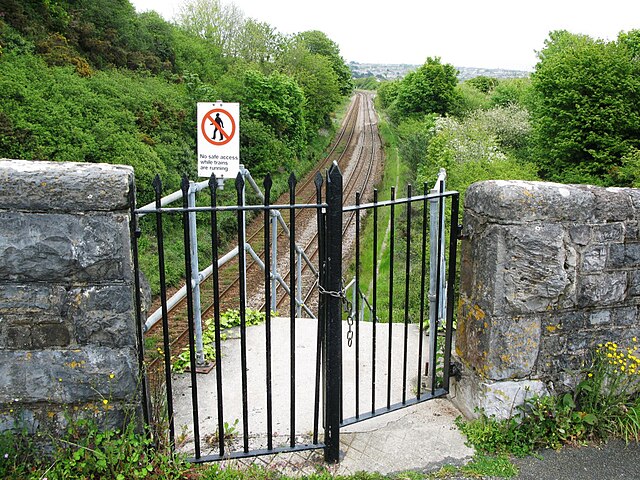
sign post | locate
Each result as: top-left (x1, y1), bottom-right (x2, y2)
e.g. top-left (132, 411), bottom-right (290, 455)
top-left (197, 102), bottom-right (240, 180)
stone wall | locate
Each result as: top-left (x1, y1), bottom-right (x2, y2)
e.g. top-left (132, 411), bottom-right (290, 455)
top-left (0, 159), bottom-right (142, 433)
top-left (452, 180), bottom-right (640, 419)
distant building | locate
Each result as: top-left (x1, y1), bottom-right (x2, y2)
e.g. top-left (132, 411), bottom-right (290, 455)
top-left (349, 61), bottom-right (530, 82)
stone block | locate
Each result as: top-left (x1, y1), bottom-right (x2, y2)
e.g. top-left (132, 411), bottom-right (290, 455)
top-left (0, 348), bottom-right (139, 404)
top-left (589, 310), bottom-right (611, 326)
top-left (459, 219), bottom-right (502, 316)
top-left (451, 362), bottom-right (549, 420)
top-left (0, 285), bottom-right (66, 315)
top-left (612, 307), bottom-right (639, 326)
top-left (5, 326), bottom-right (31, 349)
top-left (557, 311), bottom-right (586, 331)
top-left (0, 212), bottom-right (132, 283)
top-left (592, 223), bottom-right (625, 243)
top-left (592, 187), bottom-right (636, 222)
top-left (465, 181), bottom-right (598, 223)
top-left (630, 270), bottom-right (640, 297)
top-left (484, 315), bottom-right (541, 381)
top-left (626, 222), bottom-right (640, 242)
top-left (456, 296), bottom-right (491, 372)
top-left (607, 243), bottom-right (640, 269)
top-left (569, 225), bottom-right (592, 246)
top-left (456, 301), bottom-right (541, 381)
top-left (501, 224), bottom-right (573, 314)
top-left (581, 245), bottom-right (608, 272)
top-left (0, 402), bottom-right (135, 436)
top-left (577, 272), bottom-right (627, 308)
top-left (31, 323), bottom-right (71, 349)
top-left (0, 160), bottom-right (133, 212)
top-left (66, 286), bottom-right (136, 347)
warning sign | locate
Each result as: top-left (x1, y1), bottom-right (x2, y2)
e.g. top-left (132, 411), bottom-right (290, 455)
top-left (197, 102), bottom-right (240, 179)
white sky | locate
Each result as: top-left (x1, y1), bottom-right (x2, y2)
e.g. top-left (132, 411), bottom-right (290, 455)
top-left (131, 0), bottom-right (640, 71)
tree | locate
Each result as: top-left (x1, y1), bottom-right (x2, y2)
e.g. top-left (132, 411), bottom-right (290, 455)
top-left (530, 30), bottom-right (640, 185)
top-left (376, 79), bottom-right (400, 109)
top-left (176, 0), bottom-right (245, 56)
top-left (241, 69), bottom-right (306, 157)
top-left (392, 57), bottom-right (459, 118)
top-left (466, 75), bottom-right (499, 94)
top-left (277, 42), bottom-right (341, 132)
top-left (294, 30), bottom-right (352, 95)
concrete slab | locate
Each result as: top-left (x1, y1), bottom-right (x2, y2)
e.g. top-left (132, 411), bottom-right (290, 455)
top-left (171, 318), bottom-right (473, 473)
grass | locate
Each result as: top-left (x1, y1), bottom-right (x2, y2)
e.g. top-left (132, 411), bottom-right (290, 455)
top-left (347, 107), bottom-right (416, 325)
top-left (2, 415), bottom-right (521, 480)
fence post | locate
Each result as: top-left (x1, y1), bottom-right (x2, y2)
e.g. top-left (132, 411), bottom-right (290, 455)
top-left (324, 162), bottom-right (343, 463)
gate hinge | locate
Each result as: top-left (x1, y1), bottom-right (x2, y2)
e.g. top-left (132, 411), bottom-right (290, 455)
top-left (456, 224), bottom-right (467, 241)
top-left (449, 362), bottom-right (462, 381)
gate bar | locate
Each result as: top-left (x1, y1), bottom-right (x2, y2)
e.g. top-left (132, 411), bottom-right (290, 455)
top-left (288, 173), bottom-right (297, 448)
top-left (313, 172), bottom-right (324, 446)
top-left (402, 184), bottom-right (412, 404)
top-left (263, 174), bottom-right (274, 450)
top-left (208, 175), bottom-right (226, 457)
top-left (442, 193), bottom-right (460, 389)
top-left (386, 186), bottom-right (396, 409)
top-left (235, 173), bottom-right (250, 453)
top-left (181, 175), bottom-right (201, 459)
top-left (417, 182), bottom-right (429, 400)
top-left (371, 189), bottom-right (378, 415)
top-left (324, 162), bottom-right (343, 463)
top-left (152, 175), bottom-right (175, 449)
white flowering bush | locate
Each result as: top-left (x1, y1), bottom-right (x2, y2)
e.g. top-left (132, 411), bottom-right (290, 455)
top-left (470, 105), bottom-right (531, 150)
top-left (417, 111), bottom-right (538, 195)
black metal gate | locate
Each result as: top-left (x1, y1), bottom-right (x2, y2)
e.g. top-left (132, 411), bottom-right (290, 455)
top-left (132, 163), bottom-right (459, 463)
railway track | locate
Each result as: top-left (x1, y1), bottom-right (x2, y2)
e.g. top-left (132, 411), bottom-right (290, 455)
top-left (145, 91), bottom-right (382, 368)
top-left (268, 91), bottom-right (381, 314)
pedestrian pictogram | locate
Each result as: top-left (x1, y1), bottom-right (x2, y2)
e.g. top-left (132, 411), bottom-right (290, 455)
top-left (200, 108), bottom-right (236, 146)
top-left (197, 102), bottom-right (240, 179)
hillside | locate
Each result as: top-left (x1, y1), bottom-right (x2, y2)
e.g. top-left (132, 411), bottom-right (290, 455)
top-left (0, 0), bottom-right (353, 204)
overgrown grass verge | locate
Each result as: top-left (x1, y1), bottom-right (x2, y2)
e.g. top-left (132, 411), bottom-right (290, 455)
top-left (347, 109), bottom-right (418, 324)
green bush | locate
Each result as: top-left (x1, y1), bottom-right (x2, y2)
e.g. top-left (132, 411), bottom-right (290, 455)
top-left (489, 77), bottom-right (532, 108)
top-left (451, 81), bottom-right (492, 118)
top-left (529, 29), bottom-right (640, 186)
top-left (0, 419), bottom-right (188, 480)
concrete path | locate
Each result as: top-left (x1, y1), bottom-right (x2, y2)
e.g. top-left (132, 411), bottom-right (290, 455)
top-left (171, 318), bottom-right (474, 473)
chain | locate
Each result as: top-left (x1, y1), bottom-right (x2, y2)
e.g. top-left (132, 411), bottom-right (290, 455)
top-left (318, 281), bottom-right (355, 348)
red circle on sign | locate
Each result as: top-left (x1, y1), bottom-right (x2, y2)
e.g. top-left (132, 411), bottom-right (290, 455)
top-left (201, 108), bottom-right (236, 146)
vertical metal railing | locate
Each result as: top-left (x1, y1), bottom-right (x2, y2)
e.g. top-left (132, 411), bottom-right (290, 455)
top-left (323, 162), bottom-right (343, 463)
top-left (288, 173), bottom-right (297, 448)
top-left (208, 175), bottom-right (225, 457)
top-left (181, 175), bottom-right (201, 460)
top-left (371, 188), bottom-right (378, 415)
top-left (402, 184), bottom-right (412, 404)
top-left (386, 186), bottom-right (396, 410)
top-left (153, 175), bottom-right (175, 449)
top-left (416, 182), bottom-right (429, 400)
top-left (312, 172), bottom-right (325, 446)
top-left (263, 174), bottom-right (274, 451)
